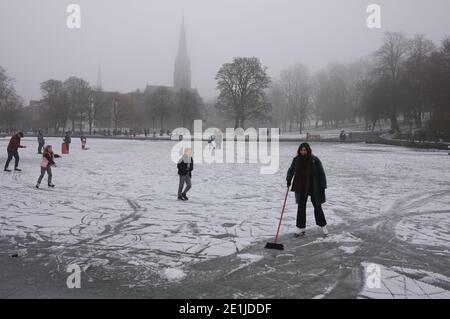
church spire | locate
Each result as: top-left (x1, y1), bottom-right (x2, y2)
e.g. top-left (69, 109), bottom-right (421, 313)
top-left (174, 17), bottom-right (191, 90)
top-left (96, 64), bottom-right (103, 91)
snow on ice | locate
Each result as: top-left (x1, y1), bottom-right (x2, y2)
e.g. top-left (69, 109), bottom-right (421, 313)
top-left (0, 136), bottom-right (449, 297)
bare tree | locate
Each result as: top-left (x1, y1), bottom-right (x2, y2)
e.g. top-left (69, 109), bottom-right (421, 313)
top-left (175, 88), bottom-right (202, 131)
top-left (40, 79), bottom-right (68, 133)
top-left (215, 57), bottom-right (271, 128)
top-left (426, 37), bottom-right (450, 140)
top-left (375, 32), bottom-right (408, 133)
top-left (146, 86), bottom-right (173, 131)
top-left (87, 96), bottom-right (96, 135)
top-left (267, 82), bottom-right (287, 131)
top-left (313, 65), bottom-right (349, 128)
top-left (346, 59), bottom-right (376, 129)
top-left (279, 63), bottom-right (311, 133)
top-left (361, 77), bottom-right (390, 132)
top-left (402, 35), bottom-right (436, 128)
top-left (64, 76), bottom-right (92, 133)
top-left (0, 66), bottom-right (22, 128)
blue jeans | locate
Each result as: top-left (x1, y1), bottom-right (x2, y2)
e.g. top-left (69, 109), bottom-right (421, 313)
top-left (178, 175), bottom-right (192, 196)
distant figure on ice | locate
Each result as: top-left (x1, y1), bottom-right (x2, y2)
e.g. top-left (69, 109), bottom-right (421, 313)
top-left (80, 135), bottom-right (87, 150)
top-left (36, 145), bottom-right (61, 188)
top-left (37, 129), bottom-right (45, 154)
top-left (4, 132), bottom-right (26, 172)
top-left (339, 130), bottom-right (345, 142)
top-left (177, 148), bottom-right (193, 201)
top-left (286, 142), bottom-right (328, 237)
top-left (207, 135), bottom-right (216, 150)
top-left (63, 132), bottom-right (71, 154)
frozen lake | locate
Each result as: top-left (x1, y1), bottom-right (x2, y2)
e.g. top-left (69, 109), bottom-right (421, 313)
top-left (0, 137), bottom-right (449, 298)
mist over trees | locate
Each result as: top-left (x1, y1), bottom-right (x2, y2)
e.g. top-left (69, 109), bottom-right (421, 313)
top-left (0, 67), bottom-right (23, 130)
top-left (1, 32), bottom-right (449, 140)
top-left (267, 32), bottom-right (450, 139)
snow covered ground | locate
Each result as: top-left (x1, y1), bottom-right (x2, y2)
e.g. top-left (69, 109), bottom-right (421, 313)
top-left (0, 137), bottom-right (449, 298)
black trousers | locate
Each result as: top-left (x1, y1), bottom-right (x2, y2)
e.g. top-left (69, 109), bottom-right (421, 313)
top-left (296, 192), bottom-right (327, 228)
top-left (5, 151), bottom-right (19, 169)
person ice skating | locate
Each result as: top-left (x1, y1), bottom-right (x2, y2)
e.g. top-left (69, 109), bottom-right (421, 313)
top-left (177, 148), bottom-right (193, 201)
top-left (286, 142), bottom-right (328, 237)
top-left (37, 129), bottom-right (45, 154)
top-left (63, 132), bottom-right (71, 154)
top-left (207, 135), bottom-right (216, 150)
top-left (36, 145), bottom-right (61, 188)
top-left (80, 135), bottom-right (87, 150)
top-left (4, 132), bottom-right (26, 172)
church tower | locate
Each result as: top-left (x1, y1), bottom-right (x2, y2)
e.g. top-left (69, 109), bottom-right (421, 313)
top-left (96, 64), bottom-right (103, 91)
top-left (173, 18), bottom-right (191, 91)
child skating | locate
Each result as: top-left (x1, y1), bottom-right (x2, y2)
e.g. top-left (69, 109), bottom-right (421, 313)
top-left (177, 148), bottom-right (193, 201)
top-left (80, 135), bottom-right (87, 150)
top-left (207, 135), bottom-right (216, 150)
top-left (36, 145), bottom-right (61, 188)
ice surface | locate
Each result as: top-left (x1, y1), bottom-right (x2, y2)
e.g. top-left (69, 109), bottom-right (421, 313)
top-left (338, 246), bottom-right (359, 254)
top-left (360, 263), bottom-right (450, 299)
top-left (1, 136), bottom-right (449, 292)
top-left (395, 213), bottom-right (450, 247)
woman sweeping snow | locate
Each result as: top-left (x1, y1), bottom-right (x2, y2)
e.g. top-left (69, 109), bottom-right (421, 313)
top-left (286, 143), bottom-right (329, 237)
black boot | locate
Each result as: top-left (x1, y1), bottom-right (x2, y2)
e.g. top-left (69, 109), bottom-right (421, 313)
top-left (48, 183), bottom-right (55, 188)
top-left (182, 193), bottom-right (189, 200)
top-left (14, 168), bottom-right (22, 172)
top-left (178, 195), bottom-right (186, 201)
top-left (4, 168), bottom-right (11, 172)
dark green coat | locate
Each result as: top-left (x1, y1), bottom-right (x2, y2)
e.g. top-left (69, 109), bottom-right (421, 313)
top-left (286, 155), bottom-right (327, 204)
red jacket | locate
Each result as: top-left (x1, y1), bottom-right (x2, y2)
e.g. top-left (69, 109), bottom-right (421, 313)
top-left (7, 134), bottom-right (25, 153)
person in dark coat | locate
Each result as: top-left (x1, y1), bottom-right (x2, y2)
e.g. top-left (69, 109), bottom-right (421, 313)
top-left (80, 135), bottom-right (87, 150)
top-left (4, 132), bottom-right (26, 172)
top-left (286, 142), bottom-right (328, 237)
top-left (63, 132), bottom-right (71, 153)
top-left (177, 148), bottom-right (193, 201)
top-left (37, 129), bottom-right (45, 154)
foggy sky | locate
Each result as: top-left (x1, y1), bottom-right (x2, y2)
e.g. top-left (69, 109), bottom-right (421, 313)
top-left (1, 0), bottom-right (450, 104)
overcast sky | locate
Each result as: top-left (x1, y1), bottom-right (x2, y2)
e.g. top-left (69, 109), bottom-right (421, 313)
top-left (1, 0), bottom-right (450, 104)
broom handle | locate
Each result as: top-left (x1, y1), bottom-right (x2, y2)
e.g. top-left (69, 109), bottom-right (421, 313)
top-left (274, 188), bottom-right (289, 243)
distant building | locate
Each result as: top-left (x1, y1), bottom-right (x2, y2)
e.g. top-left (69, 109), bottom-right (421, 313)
top-left (35, 18), bottom-right (201, 134)
top-left (173, 18), bottom-right (191, 91)
top-left (89, 18), bottom-right (198, 132)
